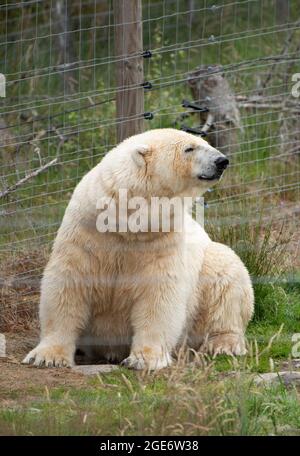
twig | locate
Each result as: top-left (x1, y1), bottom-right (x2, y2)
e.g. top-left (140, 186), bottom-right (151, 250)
top-left (0, 158), bottom-right (58, 199)
top-left (200, 113), bottom-right (215, 134)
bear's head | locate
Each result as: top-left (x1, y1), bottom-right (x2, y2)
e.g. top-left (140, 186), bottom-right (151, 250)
top-left (103, 128), bottom-right (228, 199)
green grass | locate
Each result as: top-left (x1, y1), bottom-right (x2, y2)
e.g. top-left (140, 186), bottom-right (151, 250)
top-left (0, 357), bottom-right (300, 436)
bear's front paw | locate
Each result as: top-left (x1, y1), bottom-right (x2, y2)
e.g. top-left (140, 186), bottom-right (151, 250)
top-left (200, 333), bottom-right (247, 357)
top-left (22, 343), bottom-right (74, 368)
top-left (121, 348), bottom-right (172, 371)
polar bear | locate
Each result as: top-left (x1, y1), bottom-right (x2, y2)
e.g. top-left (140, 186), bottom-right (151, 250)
top-left (23, 128), bottom-right (254, 370)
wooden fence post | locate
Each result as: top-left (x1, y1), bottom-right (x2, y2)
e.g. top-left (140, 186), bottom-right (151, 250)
top-left (113, 0), bottom-right (144, 142)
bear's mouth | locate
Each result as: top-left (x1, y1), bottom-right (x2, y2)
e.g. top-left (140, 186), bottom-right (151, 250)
top-left (197, 173), bottom-right (220, 181)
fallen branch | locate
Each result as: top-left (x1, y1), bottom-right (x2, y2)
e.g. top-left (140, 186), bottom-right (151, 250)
top-left (236, 95), bottom-right (300, 113)
top-left (0, 158), bottom-right (58, 199)
top-left (237, 102), bottom-right (300, 113)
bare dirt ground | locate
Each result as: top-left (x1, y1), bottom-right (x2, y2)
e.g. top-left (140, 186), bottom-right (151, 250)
top-left (0, 331), bottom-right (91, 406)
top-left (0, 249), bottom-right (94, 403)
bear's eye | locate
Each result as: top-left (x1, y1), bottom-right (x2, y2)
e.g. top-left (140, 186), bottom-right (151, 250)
top-left (184, 146), bottom-right (194, 153)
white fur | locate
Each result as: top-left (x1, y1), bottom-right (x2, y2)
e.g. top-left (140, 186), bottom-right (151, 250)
top-left (23, 129), bottom-right (254, 370)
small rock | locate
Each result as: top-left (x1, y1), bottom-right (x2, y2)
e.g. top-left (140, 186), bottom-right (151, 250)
top-left (281, 358), bottom-right (300, 369)
top-left (277, 425), bottom-right (300, 436)
top-left (292, 359), bottom-right (300, 369)
top-left (254, 371), bottom-right (300, 386)
top-left (72, 364), bottom-right (119, 376)
top-left (0, 334), bottom-right (6, 357)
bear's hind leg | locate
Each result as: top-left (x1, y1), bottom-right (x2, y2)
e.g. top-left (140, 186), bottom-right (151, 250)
top-left (189, 242), bottom-right (254, 357)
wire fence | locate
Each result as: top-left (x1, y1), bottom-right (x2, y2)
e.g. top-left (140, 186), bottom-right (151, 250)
top-left (0, 0), bottom-right (300, 328)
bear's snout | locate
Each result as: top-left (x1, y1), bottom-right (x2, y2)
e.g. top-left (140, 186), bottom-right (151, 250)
top-left (196, 153), bottom-right (229, 182)
top-left (215, 156), bottom-right (229, 171)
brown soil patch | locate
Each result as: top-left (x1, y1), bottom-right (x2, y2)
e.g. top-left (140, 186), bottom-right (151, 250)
top-left (0, 360), bottom-right (88, 400)
top-left (0, 332), bottom-right (92, 406)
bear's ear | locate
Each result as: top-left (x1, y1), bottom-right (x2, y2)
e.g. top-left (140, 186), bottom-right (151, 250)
top-left (131, 144), bottom-right (150, 167)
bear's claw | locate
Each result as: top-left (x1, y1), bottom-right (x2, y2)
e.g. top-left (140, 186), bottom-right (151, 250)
top-left (200, 333), bottom-right (247, 357)
top-left (22, 344), bottom-right (73, 368)
top-left (121, 351), bottom-right (172, 371)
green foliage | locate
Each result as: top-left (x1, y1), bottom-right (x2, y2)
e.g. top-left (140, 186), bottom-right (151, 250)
top-left (206, 214), bottom-right (297, 324)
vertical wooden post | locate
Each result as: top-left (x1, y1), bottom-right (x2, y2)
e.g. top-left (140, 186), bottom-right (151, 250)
top-left (114, 0), bottom-right (144, 142)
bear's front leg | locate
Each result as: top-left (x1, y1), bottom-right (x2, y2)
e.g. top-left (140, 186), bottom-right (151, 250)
top-left (121, 261), bottom-right (187, 370)
top-left (22, 255), bottom-right (90, 367)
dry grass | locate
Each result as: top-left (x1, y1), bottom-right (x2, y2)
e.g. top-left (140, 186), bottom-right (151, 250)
top-left (0, 346), bottom-right (300, 436)
top-left (0, 248), bottom-right (47, 332)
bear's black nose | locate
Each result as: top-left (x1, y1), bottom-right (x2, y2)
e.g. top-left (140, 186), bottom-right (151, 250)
top-left (215, 157), bottom-right (229, 170)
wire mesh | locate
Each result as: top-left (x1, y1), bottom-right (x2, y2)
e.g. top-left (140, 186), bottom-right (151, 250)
top-left (0, 0), bottom-right (300, 328)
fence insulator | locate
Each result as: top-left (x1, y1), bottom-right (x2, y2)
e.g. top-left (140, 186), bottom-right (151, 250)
top-left (182, 99), bottom-right (209, 113)
top-left (142, 50), bottom-right (152, 58)
top-left (180, 125), bottom-right (207, 137)
top-left (141, 81), bottom-right (152, 90)
top-left (144, 112), bottom-right (154, 120)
